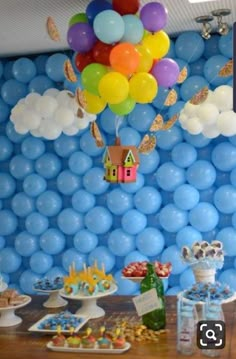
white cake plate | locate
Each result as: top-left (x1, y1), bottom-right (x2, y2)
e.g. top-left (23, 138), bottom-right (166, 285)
top-left (60, 284), bottom-right (118, 319)
top-left (178, 291), bottom-right (236, 306)
top-left (122, 276), bottom-right (169, 283)
top-left (35, 288), bottom-right (68, 308)
top-left (0, 295), bottom-right (31, 327)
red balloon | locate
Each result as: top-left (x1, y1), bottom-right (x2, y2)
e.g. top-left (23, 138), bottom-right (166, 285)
top-left (75, 51), bottom-right (94, 72)
top-left (112, 0), bottom-right (140, 15)
top-left (92, 41), bottom-right (115, 66)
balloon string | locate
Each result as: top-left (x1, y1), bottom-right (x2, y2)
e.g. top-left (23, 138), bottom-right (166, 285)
top-left (115, 116), bottom-right (123, 137)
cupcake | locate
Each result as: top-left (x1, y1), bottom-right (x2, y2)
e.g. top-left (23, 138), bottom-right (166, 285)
top-left (97, 326), bottom-right (111, 349)
top-left (81, 328), bottom-right (96, 348)
top-left (52, 326), bottom-right (66, 347)
top-left (113, 328), bottom-right (126, 349)
top-left (67, 335), bottom-right (81, 348)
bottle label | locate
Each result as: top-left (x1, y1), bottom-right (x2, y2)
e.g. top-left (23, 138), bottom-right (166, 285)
top-left (133, 288), bottom-right (162, 316)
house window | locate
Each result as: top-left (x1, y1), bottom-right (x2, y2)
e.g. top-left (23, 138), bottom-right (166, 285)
top-left (112, 169), bottom-right (116, 176)
top-left (107, 169), bottom-right (110, 176)
top-left (127, 169), bottom-right (131, 176)
top-left (127, 156), bottom-right (131, 162)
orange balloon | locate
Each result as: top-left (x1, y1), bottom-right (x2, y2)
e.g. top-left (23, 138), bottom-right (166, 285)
top-left (110, 43), bottom-right (140, 76)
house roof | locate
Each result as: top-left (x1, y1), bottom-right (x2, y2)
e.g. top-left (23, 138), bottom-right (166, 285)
top-left (105, 144), bottom-right (140, 166)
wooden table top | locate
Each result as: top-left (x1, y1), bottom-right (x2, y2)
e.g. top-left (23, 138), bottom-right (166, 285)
top-left (0, 295), bottom-right (235, 359)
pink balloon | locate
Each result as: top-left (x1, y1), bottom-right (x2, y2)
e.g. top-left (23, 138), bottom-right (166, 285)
top-left (151, 58), bottom-right (180, 88)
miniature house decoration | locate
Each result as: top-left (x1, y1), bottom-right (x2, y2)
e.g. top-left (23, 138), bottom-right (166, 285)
top-left (103, 137), bottom-right (140, 183)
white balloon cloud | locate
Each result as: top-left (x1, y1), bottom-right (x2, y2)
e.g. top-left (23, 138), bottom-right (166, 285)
top-left (10, 89), bottom-right (96, 140)
top-left (179, 85), bottom-right (235, 138)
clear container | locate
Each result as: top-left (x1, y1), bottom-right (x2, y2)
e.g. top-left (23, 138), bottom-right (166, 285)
top-left (177, 299), bottom-right (198, 355)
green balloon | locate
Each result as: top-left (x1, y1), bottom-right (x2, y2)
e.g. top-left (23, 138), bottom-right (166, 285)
top-left (109, 97), bottom-right (136, 115)
top-left (81, 63), bottom-right (108, 96)
top-left (69, 13), bottom-right (88, 27)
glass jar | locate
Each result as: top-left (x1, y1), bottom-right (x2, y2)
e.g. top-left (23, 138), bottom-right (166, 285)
top-left (177, 299), bottom-right (198, 355)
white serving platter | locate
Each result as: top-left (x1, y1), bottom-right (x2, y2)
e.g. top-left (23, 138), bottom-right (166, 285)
top-left (46, 341), bottom-right (131, 354)
top-left (0, 295), bottom-right (31, 327)
top-left (122, 276), bottom-right (169, 283)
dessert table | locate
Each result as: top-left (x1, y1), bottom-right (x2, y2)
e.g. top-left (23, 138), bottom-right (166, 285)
top-left (0, 295), bottom-right (235, 359)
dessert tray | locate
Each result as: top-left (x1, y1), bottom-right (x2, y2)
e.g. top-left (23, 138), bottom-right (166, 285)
top-left (46, 341), bottom-right (131, 354)
top-left (0, 295), bottom-right (31, 327)
top-left (122, 276), bottom-right (169, 283)
top-left (35, 288), bottom-right (68, 308)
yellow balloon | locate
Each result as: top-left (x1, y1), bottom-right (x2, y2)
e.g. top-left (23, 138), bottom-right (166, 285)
top-left (135, 45), bottom-right (153, 73)
top-left (129, 72), bottom-right (158, 104)
top-left (142, 30), bottom-right (170, 60)
top-left (98, 72), bottom-right (129, 105)
top-left (83, 90), bottom-right (106, 114)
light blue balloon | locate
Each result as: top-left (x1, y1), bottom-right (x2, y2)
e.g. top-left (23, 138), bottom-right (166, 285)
top-left (57, 170), bottom-right (81, 195)
top-left (9, 154), bottom-right (33, 180)
top-left (156, 162), bottom-right (185, 191)
top-left (35, 153), bottom-right (61, 179)
top-left (12, 58), bottom-right (37, 83)
top-left (120, 172), bottom-right (145, 193)
top-left (108, 229), bottom-right (135, 256)
top-left (72, 189), bottom-right (95, 213)
top-left (204, 55), bottom-right (231, 86)
top-left (0, 99), bottom-right (10, 123)
top-left (212, 142), bottom-right (236, 171)
top-left (232, 213), bottom-right (236, 230)
top-left (171, 142), bottom-right (197, 168)
top-left (45, 266), bottom-right (67, 281)
top-left (100, 107), bottom-right (121, 135)
top-left (83, 167), bottom-right (110, 195)
top-left (11, 192), bottom-right (35, 217)
top-left (180, 75), bottom-right (209, 101)
top-left (159, 204), bottom-right (188, 233)
top-left (25, 212), bottom-right (49, 235)
top-left (46, 53), bottom-right (69, 81)
top-left (121, 15), bottom-right (144, 44)
top-left (128, 103), bottom-right (156, 132)
top-left (57, 208), bottom-right (83, 235)
top-left (176, 226), bottom-right (202, 249)
top-left (166, 286), bottom-right (181, 295)
top-left (0, 173), bottom-right (16, 198)
top-left (152, 86), bottom-right (174, 110)
top-left (174, 184), bottom-right (200, 210)
top-left (40, 228), bottom-right (66, 255)
top-left (93, 10), bottom-right (125, 44)
top-left (114, 269), bottom-right (139, 295)
top-left (215, 171), bottom-right (229, 187)
top-left (0, 210), bottom-right (17, 236)
top-left (214, 185), bottom-right (236, 214)
top-left (62, 248), bottom-right (87, 272)
top-left (1, 79), bottom-right (28, 105)
top-left (28, 75), bottom-right (55, 94)
top-left (186, 160), bottom-right (216, 190)
top-left (69, 151), bottom-right (93, 175)
top-left (23, 174), bottom-right (47, 197)
top-left (161, 245), bottom-right (188, 275)
top-left (74, 229), bottom-right (98, 254)
top-left (179, 268), bottom-right (195, 290)
top-left (219, 269), bottom-right (236, 291)
top-left (156, 126), bottom-right (183, 150)
top-left (175, 31), bottom-right (205, 63)
top-left (203, 228), bottom-right (219, 242)
top-left (189, 58), bottom-right (206, 76)
top-left (124, 250), bottom-right (148, 266)
top-left (183, 132), bottom-right (211, 148)
top-left (36, 191), bottom-right (62, 217)
top-left (138, 150), bottom-right (160, 174)
top-left (134, 186), bottom-right (162, 214)
top-left (227, 78), bottom-right (233, 87)
top-left (21, 137), bottom-right (45, 160)
top-left (19, 270), bottom-right (42, 294)
top-left (64, 74), bottom-right (83, 93)
top-left (216, 227), bottom-right (236, 256)
top-left (88, 246), bottom-right (115, 272)
top-left (80, 129), bottom-right (105, 156)
top-left (15, 231), bottom-right (39, 257)
top-left (203, 34), bottom-right (220, 58)
top-left (85, 206), bottom-right (112, 234)
top-left (3, 61), bottom-right (14, 80)
top-left (54, 134), bottom-right (79, 158)
top-left (168, 273), bottom-right (180, 287)
top-left (6, 121), bottom-right (28, 143)
top-left (34, 55), bottom-right (48, 74)
top-left (119, 127), bottom-right (141, 146)
top-left (0, 247), bottom-right (22, 273)
top-left (107, 188), bottom-right (133, 215)
top-left (189, 202), bottom-right (219, 232)
top-left (136, 227), bottom-right (164, 256)
top-left (121, 209), bottom-right (147, 235)
top-left (218, 214), bottom-right (232, 229)
top-left (219, 29), bottom-right (233, 58)
top-left (30, 251), bottom-right (53, 274)
top-left (167, 101), bottom-right (185, 120)
top-left (166, 39), bottom-right (176, 58)
top-left (0, 236), bottom-right (5, 250)
top-left (174, 58), bottom-right (190, 78)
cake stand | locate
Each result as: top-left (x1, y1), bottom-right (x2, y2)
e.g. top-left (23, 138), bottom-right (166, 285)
top-left (0, 282), bottom-right (8, 292)
top-left (0, 295), bottom-right (31, 327)
top-left (122, 276), bottom-right (169, 283)
top-left (35, 288), bottom-right (68, 308)
top-left (178, 291), bottom-right (236, 306)
top-left (60, 284), bottom-right (118, 319)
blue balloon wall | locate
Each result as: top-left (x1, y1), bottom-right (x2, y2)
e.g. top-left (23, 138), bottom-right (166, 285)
top-left (0, 30), bottom-right (235, 295)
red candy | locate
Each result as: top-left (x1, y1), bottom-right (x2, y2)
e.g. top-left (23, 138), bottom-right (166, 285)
top-left (122, 261), bottom-right (172, 278)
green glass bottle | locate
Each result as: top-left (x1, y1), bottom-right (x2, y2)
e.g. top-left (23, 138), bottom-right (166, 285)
top-left (140, 263), bottom-right (166, 331)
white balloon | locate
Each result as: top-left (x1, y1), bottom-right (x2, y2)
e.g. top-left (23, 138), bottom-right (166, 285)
top-left (184, 102), bottom-right (200, 117)
top-left (39, 119), bottom-right (62, 140)
top-left (14, 123), bottom-right (28, 135)
top-left (63, 126), bottom-right (79, 136)
top-left (197, 103), bottom-right (219, 126)
top-left (57, 90), bottom-right (74, 107)
top-left (213, 85), bottom-right (233, 112)
top-left (204, 89), bottom-right (215, 104)
top-left (202, 125), bottom-right (220, 139)
top-left (10, 103), bottom-right (27, 122)
top-left (74, 117), bottom-right (89, 129)
top-left (179, 111), bottom-right (188, 124)
top-left (25, 93), bottom-right (41, 108)
top-left (35, 96), bottom-right (58, 118)
top-left (30, 128), bottom-right (42, 137)
top-left (44, 88), bottom-right (60, 97)
top-left (87, 113), bottom-right (97, 122)
top-left (54, 107), bottom-right (75, 128)
top-left (22, 110), bottom-right (41, 130)
top-left (217, 110), bottom-right (236, 136)
top-left (186, 117), bottom-right (203, 135)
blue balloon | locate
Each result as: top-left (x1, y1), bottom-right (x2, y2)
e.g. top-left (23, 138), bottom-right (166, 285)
top-left (36, 191), bottom-right (62, 217)
top-left (134, 186), bottom-right (162, 214)
top-left (120, 172), bottom-right (145, 193)
top-left (203, 34), bottom-right (220, 58)
top-left (216, 227), bottom-right (236, 256)
top-left (218, 214), bottom-right (232, 229)
top-left (204, 55), bottom-right (231, 86)
top-left (183, 132), bottom-right (211, 148)
top-left (54, 134), bottom-right (79, 158)
top-left (35, 153), bottom-right (61, 179)
top-left (72, 189), bottom-right (95, 213)
top-left (174, 184), bottom-right (200, 210)
top-left (107, 188), bottom-right (133, 215)
top-left (86, 0), bottom-right (112, 24)
top-left (122, 15), bottom-right (143, 44)
top-left (189, 58), bottom-right (206, 76)
top-left (159, 204), bottom-right (188, 233)
top-left (189, 202), bottom-right (219, 232)
top-left (199, 186), bottom-right (217, 203)
top-left (12, 58), bottom-right (37, 83)
top-left (128, 104), bottom-right (156, 133)
top-left (100, 107), bottom-right (123, 135)
top-left (124, 250), bottom-right (148, 266)
top-left (40, 228), bottom-right (66, 255)
top-left (30, 251), bottom-right (53, 274)
top-left (176, 226), bottom-right (202, 249)
top-left (25, 212), bottom-right (48, 236)
top-left (15, 231), bottom-right (39, 257)
top-left (74, 229), bottom-right (98, 254)
top-left (121, 209), bottom-right (147, 235)
top-left (1, 79), bottom-right (28, 106)
top-left (69, 151), bottom-right (93, 176)
top-left (136, 227), bottom-right (164, 256)
top-left (175, 31), bottom-right (205, 63)
top-left (88, 246), bottom-right (115, 272)
top-left (80, 129), bottom-right (105, 156)
top-left (62, 248), bottom-right (87, 272)
top-left (108, 229), bottom-right (135, 256)
top-left (171, 142), bottom-right (197, 168)
top-left (214, 185), bottom-right (236, 214)
top-left (0, 99), bottom-right (10, 123)
top-left (34, 55), bottom-right (49, 74)
top-left (0, 247), bottom-right (22, 273)
top-left (156, 126), bottom-right (183, 150)
top-left (161, 245), bottom-right (188, 275)
top-left (180, 75), bottom-right (209, 101)
top-left (0, 173), bottom-right (16, 199)
top-left (114, 269), bottom-right (139, 295)
top-left (57, 208), bottom-right (83, 235)
top-left (21, 137), bottom-right (45, 160)
top-left (186, 160), bottom-right (216, 190)
top-left (9, 154), bottom-right (33, 180)
top-left (167, 101), bottom-right (185, 120)
top-left (119, 127), bottom-right (141, 146)
top-left (64, 74), bottom-right (83, 93)
top-left (0, 210), bottom-right (17, 235)
top-left (57, 170), bottom-right (81, 195)
top-left (19, 270), bottom-right (42, 294)
top-left (6, 121), bottom-right (28, 143)
top-left (152, 86), bottom-right (177, 110)
top-left (11, 192), bottom-right (35, 217)
top-left (3, 61), bottom-right (14, 80)
top-left (138, 150), bottom-right (160, 174)
top-left (45, 266), bottom-right (67, 281)
top-left (179, 268), bottom-right (195, 290)
top-left (46, 53), bottom-right (69, 82)
top-left (0, 236), bottom-right (5, 250)
top-left (219, 30), bottom-right (233, 58)
top-left (93, 10), bottom-right (124, 44)
top-left (219, 269), bottom-right (236, 291)
top-left (28, 75), bottom-right (55, 94)
top-left (166, 286), bottom-right (181, 295)
top-left (156, 162), bottom-right (185, 191)
top-left (212, 142), bottom-right (236, 171)
top-left (0, 60), bottom-right (3, 79)
top-left (83, 167), bottom-right (110, 195)
top-left (85, 206), bottom-right (112, 234)
top-left (203, 228), bottom-right (219, 242)
top-left (23, 174), bottom-right (47, 197)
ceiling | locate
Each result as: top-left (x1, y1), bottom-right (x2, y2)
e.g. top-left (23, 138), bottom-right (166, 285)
top-left (0, 0), bottom-right (235, 58)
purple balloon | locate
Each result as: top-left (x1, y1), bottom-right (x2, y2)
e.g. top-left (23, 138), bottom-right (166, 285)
top-left (151, 58), bottom-right (180, 88)
top-left (67, 23), bottom-right (97, 53)
top-left (140, 2), bottom-right (168, 32)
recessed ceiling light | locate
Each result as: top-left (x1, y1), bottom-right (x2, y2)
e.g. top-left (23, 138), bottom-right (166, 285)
top-left (189, 0), bottom-right (219, 3)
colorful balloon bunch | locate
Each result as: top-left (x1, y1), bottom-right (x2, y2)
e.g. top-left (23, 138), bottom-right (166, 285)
top-left (67, 0), bottom-right (180, 115)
